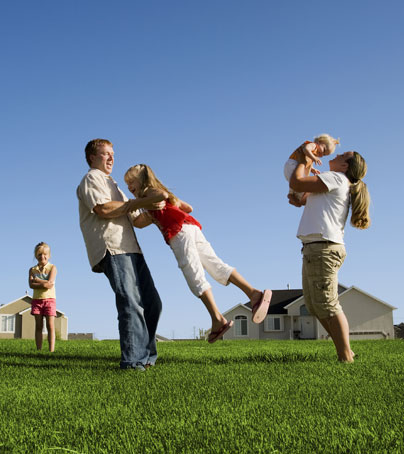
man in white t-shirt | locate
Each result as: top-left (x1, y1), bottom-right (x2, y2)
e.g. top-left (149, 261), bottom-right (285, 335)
top-left (77, 139), bottom-right (165, 371)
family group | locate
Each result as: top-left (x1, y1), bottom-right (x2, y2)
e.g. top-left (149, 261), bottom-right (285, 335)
top-left (29, 135), bottom-right (370, 368)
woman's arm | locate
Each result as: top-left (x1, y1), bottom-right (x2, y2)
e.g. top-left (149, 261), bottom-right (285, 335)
top-left (289, 160), bottom-right (328, 194)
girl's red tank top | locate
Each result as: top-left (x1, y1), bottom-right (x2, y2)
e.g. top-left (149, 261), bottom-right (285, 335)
top-left (148, 202), bottom-right (202, 244)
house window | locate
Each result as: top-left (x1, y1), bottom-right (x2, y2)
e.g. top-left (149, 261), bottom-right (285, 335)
top-left (1, 315), bottom-right (15, 333)
top-left (235, 315), bottom-right (248, 336)
top-left (264, 316), bottom-right (284, 332)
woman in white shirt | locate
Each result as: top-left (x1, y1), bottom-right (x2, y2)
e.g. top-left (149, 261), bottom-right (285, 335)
top-left (289, 151), bottom-right (370, 362)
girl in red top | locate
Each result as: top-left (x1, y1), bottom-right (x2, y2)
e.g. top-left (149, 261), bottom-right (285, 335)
top-left (124, 164), bottom-right (272, 343)
top-left (284, 134), bottom-right (339, 204)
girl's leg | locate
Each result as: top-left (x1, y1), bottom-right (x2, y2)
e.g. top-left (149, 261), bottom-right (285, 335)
top-left (324, 313), bottom-right (353, 362)
top-left (228, 270), bottom-right (263, 302)
top-left (45, 316), bottom-right (55, 352)
top-left (170, 227), bottom-right (228, 333)
top-left (200, 288), bottom-right (229, 333)
top-left (34, 315), bottom-right (44, 350)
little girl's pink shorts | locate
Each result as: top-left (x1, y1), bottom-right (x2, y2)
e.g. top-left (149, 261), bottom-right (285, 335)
top-left (31, 299), bottom-right (56, 317)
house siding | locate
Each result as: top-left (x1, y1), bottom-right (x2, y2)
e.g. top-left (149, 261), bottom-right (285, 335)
top-left (340, 290), bottom-right (395, 338)
top-left (260, 315), bottom-right (292, 340)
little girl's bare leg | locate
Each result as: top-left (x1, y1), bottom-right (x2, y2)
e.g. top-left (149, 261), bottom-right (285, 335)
top-left (228, 269), bottom-right (262, 301)
top-left (200, 288), bottom-right (228, 333)
top-left (34, 315), bottom-right (44, 350)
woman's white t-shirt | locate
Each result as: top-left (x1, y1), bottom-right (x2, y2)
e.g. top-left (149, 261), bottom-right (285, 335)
top-left (297, 171), bottom-right (350, 245)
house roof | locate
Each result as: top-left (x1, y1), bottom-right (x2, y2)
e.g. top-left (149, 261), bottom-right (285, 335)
top-left (339, 285), bottom-right (397, 310)
top-left (245, 289), bottom-right (304, 314)
top-left (0, 295), bottom-right (32, 310)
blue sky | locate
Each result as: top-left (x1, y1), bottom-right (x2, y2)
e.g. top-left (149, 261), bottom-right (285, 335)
top-left (2, 1), bottom-right (403, 339)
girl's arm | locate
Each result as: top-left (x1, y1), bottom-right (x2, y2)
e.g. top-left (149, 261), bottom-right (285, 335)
top-left (303, 143), bottom-right (322, 165)
top-left (177, 200), bottom-right (193, 213)
top-left (289, 162), bottom-right (328, 194)
top-left (130, 188), bottom-right (168, 228)
top-left (46, 265), bottom-right (57, 288)
top-left (29, 269), bottom-right (37, 289)
top-left (132, 212), bottom-right (153, 228)
top-left (139, 189), bottom-right (168, 210)
top-left (94, 191), bottom-right (167, 219)
top-left (29, 265), bottom-right (57, 289)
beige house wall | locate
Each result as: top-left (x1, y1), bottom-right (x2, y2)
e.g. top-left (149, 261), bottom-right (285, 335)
top-left (21, 312), bottom-right (35, 339)
top-left (340, 289), bottom-right (394, 338)
top-left (58, 316), bottom-right (68, 340)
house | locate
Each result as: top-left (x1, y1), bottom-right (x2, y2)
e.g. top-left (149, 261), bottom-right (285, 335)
top-left (68, 333), bottom-right (95, 340)
top-left (0, 295), bottom-right (68, 340)
top-left (222, 284), bottom-right (396, 341)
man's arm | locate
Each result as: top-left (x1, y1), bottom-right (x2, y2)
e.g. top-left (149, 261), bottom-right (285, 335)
top-left (94, 193), bottom-right (167, 219)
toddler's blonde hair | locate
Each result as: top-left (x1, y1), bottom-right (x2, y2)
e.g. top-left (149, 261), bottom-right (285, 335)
top-left (314, 134), bottom-right (340, 155)
top-left (124, 164), bottom-right (179, 205)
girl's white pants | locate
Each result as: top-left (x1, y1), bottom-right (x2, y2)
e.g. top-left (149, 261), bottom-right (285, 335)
top-left (169, 224), bottom-right (234, 297)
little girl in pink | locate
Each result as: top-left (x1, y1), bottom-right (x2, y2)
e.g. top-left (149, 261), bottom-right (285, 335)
top-left (29, 242), bottom-right (57, 352)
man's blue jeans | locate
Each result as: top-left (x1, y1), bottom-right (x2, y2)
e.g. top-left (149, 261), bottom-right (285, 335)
top-left (100, 252), bottom-right (162, 369)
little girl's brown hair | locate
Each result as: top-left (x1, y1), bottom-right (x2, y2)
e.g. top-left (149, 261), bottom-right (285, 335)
top-left (124, 164), bottom-right (179, 205)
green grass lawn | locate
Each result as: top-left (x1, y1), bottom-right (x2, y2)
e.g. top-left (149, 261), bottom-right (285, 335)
top-left (0, 339), bottom-right (403, 454)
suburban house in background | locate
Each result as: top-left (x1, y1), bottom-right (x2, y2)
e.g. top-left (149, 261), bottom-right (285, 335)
top-left (222, 285), bottom-right (396, 341)
top-left (0, 295), bottom-right (68, 340)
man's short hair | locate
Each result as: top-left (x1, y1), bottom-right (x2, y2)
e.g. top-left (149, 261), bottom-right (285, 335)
top-left (85, 139), bottom-right (113, 167)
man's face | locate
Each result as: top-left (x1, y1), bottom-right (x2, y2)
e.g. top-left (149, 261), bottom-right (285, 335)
top-left (90, 144), bottom-right (114, 175)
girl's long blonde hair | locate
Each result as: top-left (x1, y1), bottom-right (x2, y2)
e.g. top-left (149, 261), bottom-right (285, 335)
top-left (345, 152), bottom-right (371, 229)
top-left (124, 164), bottom-right (179, 205)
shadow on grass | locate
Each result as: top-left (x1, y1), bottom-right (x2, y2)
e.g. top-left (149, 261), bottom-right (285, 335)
top-left (158, 352), bottom-right (324, 364)
top-left (0, 350), bottom-right (327, 371)
top-left (0, 351), bottom-right (119, 370)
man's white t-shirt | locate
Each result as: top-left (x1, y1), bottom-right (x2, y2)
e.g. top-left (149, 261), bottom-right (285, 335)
top-left (297, 171), bottom-right (350, 245)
